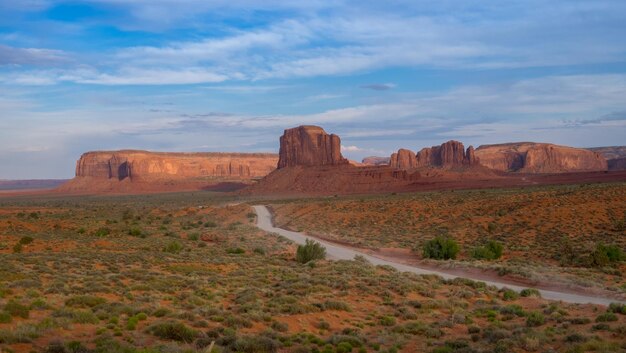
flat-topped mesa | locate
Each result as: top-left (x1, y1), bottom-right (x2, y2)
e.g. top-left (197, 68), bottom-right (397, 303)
top-left (277, 125), bottom-right (349, 168)
top-left (362, 156), bottom-right (390, 166)
top-left (74, 150), bottom-right (278, 181)
top-left (475, 142), bottom-right (608, 173)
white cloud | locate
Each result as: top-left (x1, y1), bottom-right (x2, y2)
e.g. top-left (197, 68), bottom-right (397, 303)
top-left (341, 145), bottom-right (362, 152)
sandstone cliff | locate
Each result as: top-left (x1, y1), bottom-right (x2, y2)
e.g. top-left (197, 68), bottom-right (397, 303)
top-left (390, 149), bottom-right (417, 169)
top-left (60, 150), bottom-right (278, 193)
top-left (277, 126), bottom-right (348, 168)
top-left (389, 141), bottom-right (478, 170)
top-left (608, 157), bottom-right (626, 171)
top-left (475, 143), bottom-right (607, 173)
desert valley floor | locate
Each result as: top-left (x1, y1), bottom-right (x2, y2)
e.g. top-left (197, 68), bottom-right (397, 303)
top-left (0, 182), bottom-right (625, 353)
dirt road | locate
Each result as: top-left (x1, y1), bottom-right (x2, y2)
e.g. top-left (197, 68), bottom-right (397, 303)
top-left (253, 205), bottom-right (624, 306)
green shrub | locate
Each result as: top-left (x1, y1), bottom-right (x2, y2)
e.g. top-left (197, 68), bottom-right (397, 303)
top-left (423, 236), bottom-right (459, 260)
top-left (65, 295), bottom-right (106, 308)
top-left (379, 316), bottom-right (396, 326)
top-left (5, 300), bottom-right (29, 318)
top-left (501, 289), bottom-right (519, 301)
top-left (232, 335), bottom-right (280, 353)
top-left (93, 227), bottom-right (111, 237)
top-left (526, 311), bottom-right (545, 327)
top-left (149, 321), bottom-right (198, 342)
top-left (126, 316), bottom-right (139, 330)
top-left (19, 236), bottom-right (34, 245)
top-left (471, 240), bottom-right (503, 260)
top-left (590, 243), bottom-right (624, 267)
top-left (607, 303), bottom-right (626, 315)
top-left (128, 227), bottom-right (142, 236)
top-left (163, 241), bottom-right (183, 254)
top-left (296, 239), bottom-right (326, 264)
top-left (595, 312), bottom-right (618, 322)
top-left (226, 247), bottom-right (245, 254)
top-left (0, 311), bottom-right (11, 323)
top-left (520, 288), bottom-right (541, 297)
top-left (12, 243), bottom-right (22, 253)
top-left (188, 233), bottom-right (200, 241)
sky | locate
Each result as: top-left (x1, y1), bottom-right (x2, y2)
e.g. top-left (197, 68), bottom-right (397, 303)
top-left (1, 1), bottom-right (625, 179)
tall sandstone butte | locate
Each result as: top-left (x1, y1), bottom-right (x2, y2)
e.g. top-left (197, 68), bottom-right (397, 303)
top-left (277, 125), bottom-right (348, 168)
top-left (475, 143), bottom-right (608, 173)
top-left (391, 140), bottom-right (478, 169)
top-left (390, 149), bottom-right (417, 169)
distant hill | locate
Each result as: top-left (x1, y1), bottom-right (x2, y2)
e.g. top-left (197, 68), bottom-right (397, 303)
top-left (0, 179), bottom-right (69, 191)
top-left (586, 146), bottom-right (626, 160)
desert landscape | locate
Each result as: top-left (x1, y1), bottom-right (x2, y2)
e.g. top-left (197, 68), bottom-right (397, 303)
top-left (2, 2), bottom-right (626, 353)
top-left (0, 124), bottom-right (625, 353)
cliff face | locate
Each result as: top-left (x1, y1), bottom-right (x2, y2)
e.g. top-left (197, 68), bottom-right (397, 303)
top-left (475, 143), bottom-right (608, 173)
top-left (75, 150), bottom-right (278, 180)
top-left (277, 125), bottom-right (348, 168)
top-left (608, 157), bottom-right (626, 171)
top-left (390, 140), bottom-right (479, 170)
top-left (60, 150), bottom-right (279, 193)
top-left (390, 149), bottom-right (417, 169)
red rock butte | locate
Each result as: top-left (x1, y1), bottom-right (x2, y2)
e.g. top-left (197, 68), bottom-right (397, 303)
top-left (277, 125), bottom-right (348, 168)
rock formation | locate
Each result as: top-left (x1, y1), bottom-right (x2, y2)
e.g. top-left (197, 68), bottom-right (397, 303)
top-left (389, 140), bottom-right (478, 170)
top-left (60, 150), bottom-right (278, 193)
top-left (390, 149), bottom-right (417, 169)
top-left (277, 125), bottom-right (348, 168)
top-left (475, 143), bottom-right (607, 173)
top-left (361, 156), bottom-right (390, 166)
top-left (608, 157), bottom-right (626, 171)
top-left (74, 150), bottom-right (277, 180)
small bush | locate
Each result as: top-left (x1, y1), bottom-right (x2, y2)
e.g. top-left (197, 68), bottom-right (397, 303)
top-left (501, 289), bottom-right (519, 301)
top-left (0, 311), bottom-right (12, 323)
top-left (296, 239), bottom-right (326, 264)
top-left (380, 316), bottom-right (396, 326)
top-left (128, 227), bottom-right (142, 237)
top-left (520, 288), bottom-right (541, 297)
top-left (423, 236), bottom-right (459, 260)
top-left (526, 311), bottom-right (545, 327)
top-left (93, 227), bottom-right (111, 237)
top-left (5, 300), bottom-right (30, 318)
top-left (188, 233), bottom-right (200, 241)
top-left (589, 243), bottom-right (624, 267)
top-left (595, 312), bottom-right (618, 322)
top-left (471, 240), bottom-right (503, 260)
top-left (149, 321), bottom-right (198, 342)
top-left (226, 247), bottom-right (245, 254)
top-left (65, 295), bottom-right (106, 308)
top-left (163, 241), bottom-right (183, 254)
top-left (12, 243), bottom-right (23, 253)
top-left (19, 236), bottom-right (34, 245)
top-left (607, 303), bottom-right (626, 315)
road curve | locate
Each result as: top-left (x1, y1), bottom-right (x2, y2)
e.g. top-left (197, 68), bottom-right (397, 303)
top-left (253, 205), bottom-right (624, 306)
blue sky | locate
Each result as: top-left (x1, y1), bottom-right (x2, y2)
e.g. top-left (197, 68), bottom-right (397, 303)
top-left (1, 0), bottom-right (625, 178)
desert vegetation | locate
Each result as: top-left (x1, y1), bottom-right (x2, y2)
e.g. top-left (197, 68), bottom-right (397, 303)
top-left (271, 183), bottom-right (626, 294)
top-left (0, 191), bottom-right (624, 352)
